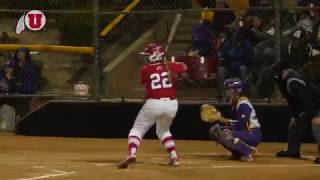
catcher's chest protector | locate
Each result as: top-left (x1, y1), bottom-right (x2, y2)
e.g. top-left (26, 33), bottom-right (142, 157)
top-left (235, 97), bottom-right (261, 129)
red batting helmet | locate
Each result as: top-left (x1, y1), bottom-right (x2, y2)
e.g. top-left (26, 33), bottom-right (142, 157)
top-left (140, 43), bottom-right (165, 63)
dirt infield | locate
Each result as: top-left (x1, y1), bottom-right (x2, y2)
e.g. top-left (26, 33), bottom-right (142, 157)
top-left (0, 133), bottom-right (319, 180)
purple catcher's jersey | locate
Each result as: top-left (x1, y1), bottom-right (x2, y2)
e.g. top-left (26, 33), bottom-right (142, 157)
top-left (231, 97), bottom-right (260, 131)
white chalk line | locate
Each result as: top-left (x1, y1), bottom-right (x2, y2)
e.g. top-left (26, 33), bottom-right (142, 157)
top-left (17, 171), bottom-right (76, 180)
top-left (177, 163), bottom-right (320, 169)
top-left (6, 152), bottom-right (319, 176)
top-left (177, 164), bottom-right (320, 170)
top-left (180, 152), bottom-right (317, 160)
top-left (94, 163), bottom-right (116, 167)
top-left (17, 166), bottom-right (76, 180)
top-left (210, 164), bottom-right (320, 168)
top-left (32, 166), bottom-right (70, 173)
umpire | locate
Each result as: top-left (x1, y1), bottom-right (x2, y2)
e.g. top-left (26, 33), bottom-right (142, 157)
top-left (273, 62), bottom-right (320, 164)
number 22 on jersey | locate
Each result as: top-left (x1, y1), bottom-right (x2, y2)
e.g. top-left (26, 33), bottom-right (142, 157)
top-left (150, 72), bottom-right (172, 89)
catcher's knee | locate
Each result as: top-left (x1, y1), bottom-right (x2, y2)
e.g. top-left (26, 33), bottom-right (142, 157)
top-left (312, 118), bottom-right (320, 145)
top-left (209, 124), bottom-right (221, 140)
top-left (210, 127), bottom-right (249, 154)
top-left (209, 124), bottom-right (232, 144)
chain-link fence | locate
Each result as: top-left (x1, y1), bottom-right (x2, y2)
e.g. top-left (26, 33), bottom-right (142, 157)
top-left (1, 0), bottom-right (320, 131)
top-left (102, 1), bottom-right (276, 101)
top-left (0, 0), bottom-right (98, 130)
top-left (101, 1), bottom-right (320, 103)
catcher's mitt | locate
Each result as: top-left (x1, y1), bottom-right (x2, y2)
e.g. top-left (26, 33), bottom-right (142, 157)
top-left (200, 104), bottom-right (221, 123)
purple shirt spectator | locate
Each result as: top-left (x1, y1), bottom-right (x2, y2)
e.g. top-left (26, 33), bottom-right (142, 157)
top-left (192, 21), bottom-right (213, 42)
top-left (8, 48), bottom-right (40, 94)
top-left (192, 20), bottom-right (214, 56)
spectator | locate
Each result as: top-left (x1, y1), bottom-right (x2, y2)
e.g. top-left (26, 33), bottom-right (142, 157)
top-left (298, 0), bottom-right (318, 7)
top-left (211, 1), bottom-right (236, 37)
top-left (0, 32), bottom-right (11, 44)
top-left (0, 31), bottom-right (20, 44)
top-left (0, 64), bottom-right (15, 94)
top-left (282, 30), bottom-right (313, 71)
top-left (191, 9), bottom-right (214, 57)
top-left (0, 63), bottom-right (16, 131)
top-left (301, 1), bottom-right (320, 49)
top-left (249, 15), bottom-right (274, 70)
top-left (249, 15), bottom-right (273, 44)
top-left (217, 28), bottom-right (254, 98)
top-left (247, 7), bottom-right (316, 99)
top-left (244, 15), bottom-right (275, 98)
top-left (249, 41), bottom-right (275, 99)
top-left (8, 48), bottom-right (40, 94)
top-left (211, 33), bottom-right (227, 55)
top-left (0, 32), bottom-right (13, 61)
top-left (249, 29), bottom-right (313, 99)
top-left (246, 0), bottom-right (273, 29)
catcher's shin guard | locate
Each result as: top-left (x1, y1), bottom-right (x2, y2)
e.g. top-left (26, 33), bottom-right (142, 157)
top-left (224, 136), bottom-right (255, 156)
top-left (210, 124), bottom-right (255, 156)
top-left (209, 124), bottom-right (225, 143)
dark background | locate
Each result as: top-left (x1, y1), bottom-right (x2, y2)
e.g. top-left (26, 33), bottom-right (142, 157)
top-left (16, 101), bottom-right (314, 143)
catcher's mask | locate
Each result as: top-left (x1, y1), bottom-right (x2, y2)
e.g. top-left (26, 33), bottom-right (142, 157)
top-left (140, 43), bottom-right (165, 63)
top-left (224, 78), bottom-right (243, 98)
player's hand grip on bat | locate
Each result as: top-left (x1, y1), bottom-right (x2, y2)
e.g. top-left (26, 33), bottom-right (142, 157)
top-left (200, 104), bottom-right (237, 125)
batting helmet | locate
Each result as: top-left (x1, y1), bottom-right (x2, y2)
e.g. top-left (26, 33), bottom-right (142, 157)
top-left (140, 43), bottom-right (165, 63)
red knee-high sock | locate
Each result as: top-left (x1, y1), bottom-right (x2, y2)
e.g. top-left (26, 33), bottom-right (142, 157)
top-left (162, 136), bottom-right (178, 159)
top-left (128, 136), bottom-right (141, 157)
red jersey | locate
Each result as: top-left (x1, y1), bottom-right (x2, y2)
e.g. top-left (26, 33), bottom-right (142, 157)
top-left (140, 62), bottom-right (187, 99)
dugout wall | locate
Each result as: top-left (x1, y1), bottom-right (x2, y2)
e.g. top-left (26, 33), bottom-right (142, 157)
top-left (16, 101), bottom-right (314, 143)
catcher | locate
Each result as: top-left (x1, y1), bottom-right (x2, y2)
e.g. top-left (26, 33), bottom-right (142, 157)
top-left (201, 78), bottom-right (262, 161)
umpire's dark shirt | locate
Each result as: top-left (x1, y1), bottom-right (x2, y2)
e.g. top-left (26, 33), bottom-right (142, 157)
top-left (277, 70), bottom-right (320, 119)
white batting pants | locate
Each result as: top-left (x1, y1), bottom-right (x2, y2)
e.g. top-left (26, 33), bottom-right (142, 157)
top-left (129, 99), bottom-right (178, 141)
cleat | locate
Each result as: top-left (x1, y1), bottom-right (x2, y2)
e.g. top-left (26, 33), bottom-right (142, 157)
top-left (168, 158), bottom-right (180, 166)
top-left (228, 153), bottom-right (241, 160)
top-left (250, 146), bottom-right (258, 156)
top-left (315, 157), bottom-right (320, 164)
top-left (240, 154), bottom-right (254, 162)
top-left (276, 149), bottom-right (301, 158)
top-left (118, 156), bottom-right (136, 169)
top-left (229, 147), bottom-right (257, 161)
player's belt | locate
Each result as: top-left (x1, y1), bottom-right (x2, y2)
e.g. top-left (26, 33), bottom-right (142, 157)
top-left (153, 97), bottom-right (176, 100)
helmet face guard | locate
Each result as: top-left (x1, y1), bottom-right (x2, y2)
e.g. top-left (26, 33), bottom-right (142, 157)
top-left (224, 78), bottom-right (243, 98)
top-left (140, 43), bottom-right (165, 63)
